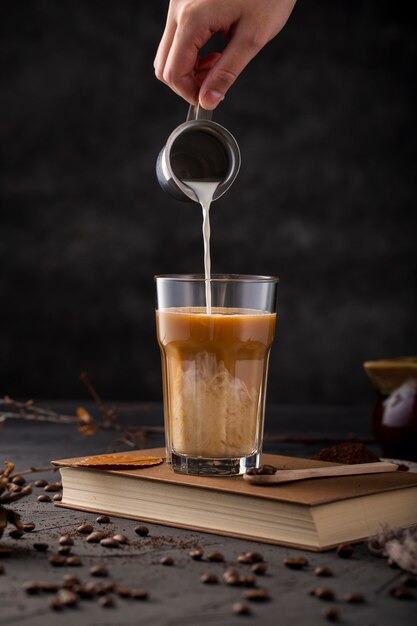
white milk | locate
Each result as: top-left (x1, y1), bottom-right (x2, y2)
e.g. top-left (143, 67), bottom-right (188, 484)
top-left (182, 180), bottom-right (220, 314)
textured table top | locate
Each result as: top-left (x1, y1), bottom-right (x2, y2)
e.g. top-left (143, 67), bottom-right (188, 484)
top-left (1, 402), bottom-right (415, 625)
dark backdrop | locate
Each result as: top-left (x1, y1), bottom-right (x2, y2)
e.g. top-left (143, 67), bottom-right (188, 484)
top-left (1, 1), bottom-right (416, 405)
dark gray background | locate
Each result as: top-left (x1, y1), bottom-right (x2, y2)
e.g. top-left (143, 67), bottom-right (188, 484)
top-left (1, 0), bottom-right (416, 405)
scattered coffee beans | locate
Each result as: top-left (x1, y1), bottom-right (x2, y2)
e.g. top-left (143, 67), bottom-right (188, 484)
top-left (58, 546), bottom-right (72, 556)
top-left (22, 522), bottom-right (36, 533)
top-left (283, 556), bottom-right (309, 569)
top-left (207, 551), bottom-right (224, 562)
top-left (100, 537), bottom-right (119, 549)
top-left (90, 565), bottom-right (109, 577)
top-left (131, 588), bottom-right (149, 600)
top-left (9, 528), bottom-right (24, 539)
top-left (62, 575), bottom-right (81, 588)
top-left (241, 575), bottom-right (256, 587)
top-left (33, 542), bottom-right (49, 552)
top-left (160, 555), bottom-right (174, 566)
top-left (34, 479), bottom-right (48, 488)
top-left (59, 535), bottom-right (74, 546)
top-left (113, 533), bottom-right (128, 544)
top-left (389, 586), bottom-right (415, 600)
top-left (310, 587), bottom-right (335, 601)
top-left (44, 482), bottom-right (62, 492)
top-left (38, 581), bottom-right (60, 593)
top-left (66, 556), bottom-right (82, 567)
top-left (37, 494), bottom-right (51, 503)
top-left (49, 598), bottom-right (63, 611)
top-left (98, 594), bottom-right (115, 608)
top-left (56, 588), bottom-right (79, 607)
top-left (200, 573), bottom-right (219, 584)
top-left (243, 588), bottom-right (270, 602)
top-left (315, 566), bottom-right (334, 577)
top-left (53, 493), bottom-right (62, 502)
top-left (232, 601), bottom-right (252, 615)
top-left (336, 544), bottom-right (354, 559)
top-left (12, 475), bottom-right (26, 485)
top-left (96, 515), bottom-right (110, 524)
top-left (189, 548), bottom-right (204, 560)
top-left (251, 563), bottom-right (267, 575)
top-left (77, 523), bottom-right (94, 534)
top-left (223, 568), bottom-right (241, 586)
top-left (323, 606), bottom-right (339, 622)
top-left (114, 585), bottom-right (131, 598)
top-left (49, 555), bottom-right (67, 567)
top-left (86, 531), bottom-right (106, 543)
top-left (343, 592), bottom-right (365, 603)
top-left (238, 551), bottom-right (264, 564)
top-left (134, 525), bottom-right (149, 536)
top-left (23, 581), bottom-right (39, 595)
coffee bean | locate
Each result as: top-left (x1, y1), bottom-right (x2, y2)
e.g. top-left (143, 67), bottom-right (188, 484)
top-left (134, 525), bottom-right (149, 536)
top-left (58, 546), bottom-right (72, 556)
top-left (49, 555), bottom-right (67, 567)
top-left (53, 493), bottom-right (62, 502)
top-left (34, 479), bottom-right (48, 488)
top-left (343, 591), bottom-right (365, 604)
top-left (389, 586), bottom-right (415, 600)
top-left (22, 522), bottom-right (36, 533)
top-left (79, 583), bottom-right (96, 599)
top-left (37, 494), bottom-right (51, 503)
top-left (33, 542), bottom-right (49, 552)
top-left (95, 581), bottom-right (115, 595)
top-left (232, 601), bottom-right (252, 615)
top-left (76, 523), bottom-right (93, 534)
top-left (90, 565), bottom-right (108, 577)
top-left (189, 548), bottom-right (204, 560)
top-left (336, 544), bottom-right (354, 559)
top-left (245, 467), bottom-right (258, 475)
top-left (160, 555), bottom-right (174, 565)
top-left (113, 533), bottom-right (128, 544)
top-left (243, 588), bottom-right (270, 602)
top-left (283, 556), bottom-right (309, 569)
top-left (9, 484), bottom-right (22, 493)
top-left (200, 573), bottom-right (219, 584)
top-left (223, 568), bottom-right (241, 586)
top-left (38, 581), bottom-right (60, 593)
top-left (315, 566), bottom-right (334, 577)
top-left (44, 482), bottom-right (62, 492)
top-left (0, 564), bottom-right (5, 574)
top-left (62, 575), bottom-right (81, 588)
top-left (238, 551), bottom-right (264, 564)
top-left (114, 585), bottom-right (131, 598)
top-left (237, 553), bottom-right (253, 564)
top-left (86, 531), bottom-right (106, 543)
top-left (12, 475), bottom-right (26, 486)
top-left (66, 556), bottom-right (82, 566)
top-left (240, 575), bottom-right (256, 587)
top-left (100, 538), bottom-right (119, 549)
top-left (207, 551), bottom-right (224, 562)
top-left (257, 465), bottom-right (276, 475)
top-left (96, 515), bottom-right (110, 524)
top-left (57, 588), bottom-right (79, 606)
top-left (49, 598), bottom-right (63, 611)
top-left (310, 587), bottom-right (335, 601)
top-left (98, 595), bottom-right (115, 608)
top-left (251, 563), bottom-right (267, 575)
top-left (323, 606), bottom-right (339, 622)
top-left (59, 535), bottom-right (74, 546)
top-left (131, 588), bottom-right (149, 600)
top-left (23, 581), bottom-right (39, 594)
top-left (9, 528), bottom-right (24, 539)
top-left (0, 546), bottom-right (14, 557)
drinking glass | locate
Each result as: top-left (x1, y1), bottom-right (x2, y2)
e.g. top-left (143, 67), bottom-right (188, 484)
top-left (155, 274), bottom-right (278, 476)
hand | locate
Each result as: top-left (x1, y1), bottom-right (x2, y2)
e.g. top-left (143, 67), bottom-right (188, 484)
top-left (154, 0), bottom-right (297, 110)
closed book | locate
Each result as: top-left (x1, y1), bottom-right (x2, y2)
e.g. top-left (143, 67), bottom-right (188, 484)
top-left (53, 448), bottom-right (417, 551)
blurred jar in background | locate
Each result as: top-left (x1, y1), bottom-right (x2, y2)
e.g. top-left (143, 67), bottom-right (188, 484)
top-left (364, 357), bottom-right (417, 462)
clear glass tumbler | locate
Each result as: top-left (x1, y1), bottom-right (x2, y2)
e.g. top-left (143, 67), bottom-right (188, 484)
top-left (155, 274), bottom-right (278, 476)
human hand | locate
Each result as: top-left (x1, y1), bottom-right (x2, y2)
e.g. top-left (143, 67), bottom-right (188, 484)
top-left (154, 0), bottom-right (297, 110)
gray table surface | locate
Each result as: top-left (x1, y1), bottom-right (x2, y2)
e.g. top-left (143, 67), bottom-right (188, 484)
top-left (0, 402), bottom-right (415, 626)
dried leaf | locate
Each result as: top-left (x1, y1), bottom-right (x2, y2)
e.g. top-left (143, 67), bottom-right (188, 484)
top-left (74, 454), bottom-right (164, 470)
top-left (0, 506), bottom-right (7, 536)
top-left (76, 407), bottom-right (92, 423)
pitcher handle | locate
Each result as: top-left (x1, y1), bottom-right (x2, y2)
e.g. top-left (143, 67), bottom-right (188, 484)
top-left (187, 103), bottom-right (213, 122)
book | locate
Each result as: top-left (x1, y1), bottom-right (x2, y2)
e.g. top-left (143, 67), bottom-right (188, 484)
top-left (53, 448), bottom-right (417, 551)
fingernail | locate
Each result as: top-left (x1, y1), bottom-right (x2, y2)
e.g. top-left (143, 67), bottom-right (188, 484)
top-left (201, 89), bottom-right (224, 110)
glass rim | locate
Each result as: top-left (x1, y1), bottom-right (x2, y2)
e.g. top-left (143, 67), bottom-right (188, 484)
top-left (154, 273), bottom-right (279, 283)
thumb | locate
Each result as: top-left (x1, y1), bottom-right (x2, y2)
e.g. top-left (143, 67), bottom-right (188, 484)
top-left (198, 33), bottom-right (260, 109)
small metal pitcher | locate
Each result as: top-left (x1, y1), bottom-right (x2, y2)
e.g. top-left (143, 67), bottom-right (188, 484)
top-left (156, 105), bottom-right (241, 203)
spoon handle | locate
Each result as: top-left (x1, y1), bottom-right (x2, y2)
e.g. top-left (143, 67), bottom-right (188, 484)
top-left (243, 461), bottom-right (399, 485)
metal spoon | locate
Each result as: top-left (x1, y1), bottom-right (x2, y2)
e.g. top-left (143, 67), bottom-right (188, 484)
top-left (243, 461), bottom-right (399, 485)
